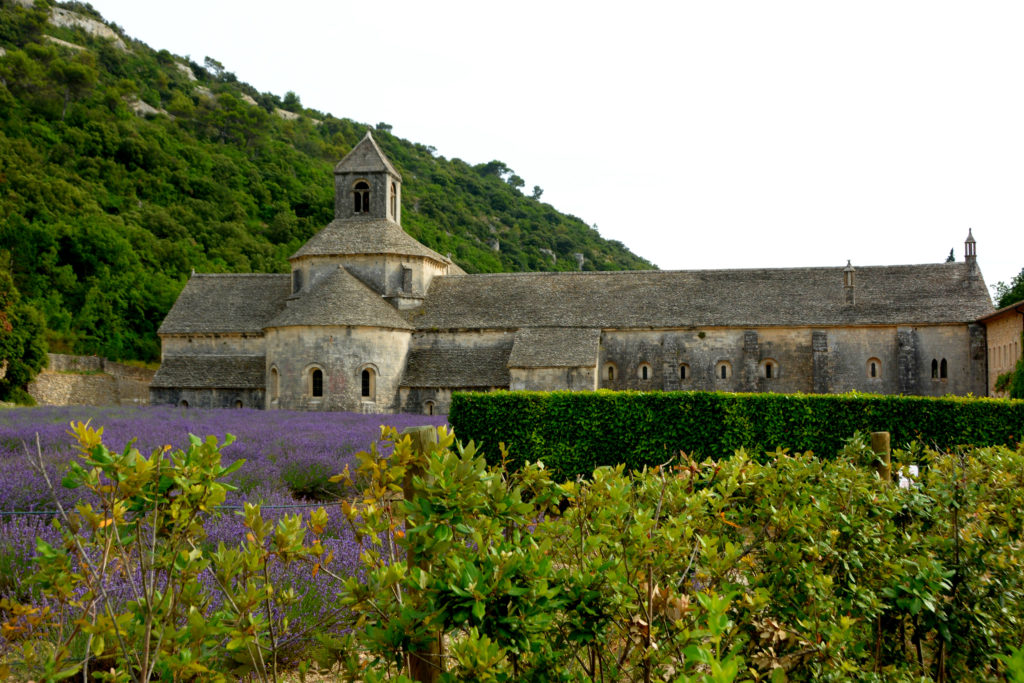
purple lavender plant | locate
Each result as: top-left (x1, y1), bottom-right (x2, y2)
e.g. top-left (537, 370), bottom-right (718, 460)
top-left (0, 406), bottom-right (446, 660)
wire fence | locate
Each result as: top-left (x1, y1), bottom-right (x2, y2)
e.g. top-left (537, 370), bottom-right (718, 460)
top-left (0, 500), bottom-right (342, 517)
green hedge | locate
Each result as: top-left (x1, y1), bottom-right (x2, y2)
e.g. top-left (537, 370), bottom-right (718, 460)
top-left (448, 390), bottom-right (1024, 479)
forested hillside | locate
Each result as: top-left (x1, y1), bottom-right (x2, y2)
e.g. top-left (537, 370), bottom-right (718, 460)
top-left (0, 1), bottom-right (653, 364)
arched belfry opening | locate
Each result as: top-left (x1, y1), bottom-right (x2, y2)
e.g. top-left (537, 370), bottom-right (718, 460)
top-left (333, 130), bottom-right (404, 222)
top-left (353, 180), bottom-right (370, 214)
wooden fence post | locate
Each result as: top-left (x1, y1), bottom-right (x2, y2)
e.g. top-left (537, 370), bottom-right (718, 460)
top-left (870, 431), bottom-right (891, 483)
top-left (400, 425), bottom-right (442, 683)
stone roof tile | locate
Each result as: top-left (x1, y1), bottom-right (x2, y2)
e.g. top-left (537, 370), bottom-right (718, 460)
top-left (401, 346), bottom-right (512, 388)
top-left (508, 328), bottom-right (601, 367)
top-left (150, 355), bottom-right (265, 389)
top-left (267, 266), bottom-right (413, 329)
top-left (158, 274), bottom-right (290, 335)
top-left (334, 131), bottom-right (401, 179)
top-left (290, 218), bottom-right (451, 263)
top-left (414, 263), bottom-right (993, 330)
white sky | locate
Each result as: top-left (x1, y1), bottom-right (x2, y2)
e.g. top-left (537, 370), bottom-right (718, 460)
top-left (88, 0), bottom-right (1023, 294)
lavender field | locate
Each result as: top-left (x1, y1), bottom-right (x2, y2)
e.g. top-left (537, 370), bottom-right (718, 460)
top-left (0, 405), bottom-right (447, 654)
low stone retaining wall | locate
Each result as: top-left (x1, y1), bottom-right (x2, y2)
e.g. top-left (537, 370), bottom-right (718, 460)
top-left (28, 354), bottom-right (155, 406)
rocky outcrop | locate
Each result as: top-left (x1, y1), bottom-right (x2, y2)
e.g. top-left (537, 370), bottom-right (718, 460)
top-left (125, 96), bottom-right (167, 117)
top-left (48, 7), bottom-right (126, 50)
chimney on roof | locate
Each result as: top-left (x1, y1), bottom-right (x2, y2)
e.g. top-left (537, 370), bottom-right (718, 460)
top-left (843, 260), bottom-right (855, 305)
top-left (965, 228), bottom-right (977, 263)
top-left (964, 229), bottom-right (980, 281)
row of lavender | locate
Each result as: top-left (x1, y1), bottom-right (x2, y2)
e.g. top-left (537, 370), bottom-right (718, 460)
top-left (0, 405), bottom-right (447, 648)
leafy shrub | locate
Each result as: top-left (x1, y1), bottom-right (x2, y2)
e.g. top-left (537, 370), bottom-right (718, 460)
top-left (325, 427), bottom-right (1024, 681)
top-left (450, 390), bottom-right (1024, 479)
top-left (0, 422), bottom-right (323, 682)
top-left (280, 458), bottom-right (346, 501)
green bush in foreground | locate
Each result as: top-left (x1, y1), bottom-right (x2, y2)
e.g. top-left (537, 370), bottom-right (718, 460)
top-left (450, 390), bottom-right (1024, 480)
top-left (0, 421), bottom-right (322, 682)
top-left (5, 424), bottom-right (1024, 681)
top-left (328, 427), bottom-right (1024, 681)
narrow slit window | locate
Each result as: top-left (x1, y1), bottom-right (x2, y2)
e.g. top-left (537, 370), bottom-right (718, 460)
top-left (361, 368), bottom-right (375, 400)
top-left (390, 182), bottom-right (397, 218)
top-left (311, 369), bottom-right (323, 397)
top-left (871, 362), bottom-right (877, 378)
top-left (940, 358), bottom-right (948, 379)
top-left (642, 365), bottom-right (649, 380)
top-left (931, 359), bottom-right (939, 379)
top-left (680, 363), bottom-right (689, 380)
top-left (717, 362), bottom-right (732, 380)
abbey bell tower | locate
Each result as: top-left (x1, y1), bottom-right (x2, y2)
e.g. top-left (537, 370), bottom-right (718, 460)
top-left (333, 131), bottom-right (402, 225)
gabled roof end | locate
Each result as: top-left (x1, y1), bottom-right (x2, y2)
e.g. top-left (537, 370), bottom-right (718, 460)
top-left (333, 130), bottom-right (401, 180)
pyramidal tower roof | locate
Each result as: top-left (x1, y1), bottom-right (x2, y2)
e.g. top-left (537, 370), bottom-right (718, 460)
top-left (334, 130), bottom-right (401, 179)
top-left (268, 266), bottom-right (413, 330)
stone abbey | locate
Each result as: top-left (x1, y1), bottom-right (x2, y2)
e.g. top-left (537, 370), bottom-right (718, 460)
top-left (151, 132), bottom-right (1002, 413)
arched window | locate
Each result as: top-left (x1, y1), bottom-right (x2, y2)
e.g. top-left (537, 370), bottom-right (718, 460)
top-left (270, 367), bottom-right (279, 401)
top-left (390, 182), bottom-right (397, 219)
top-left (424, 400), bottom-right (434, 416)
top-left (716, 361), bottom-right (732, 380)
top-left (361, 367), bottom-right (376, 401)
top-left (940, 358), bottom-right (948, 379)
top-left (605, 363), bottom-right (616, 381)
top-left (931, 359), bottom-right (939, 379)
top-left (638, 363), bottom-right (651, 380)
top-left (292, 269), bottom-right (303, 294)
top-left (179, 399), bottom-right (189, 408)
top-left (234, 400), bottom-right (243, 409)
top-left (311, 368), bottom-right (324, 397)
top-left (761, 359), bottom-right (778, 379)
top-left (867, 358), bottom-right (881, 379)
top-left (679, 363), bottom-right (690, 381)
top-left (353, 180), bottom-right (370, 213)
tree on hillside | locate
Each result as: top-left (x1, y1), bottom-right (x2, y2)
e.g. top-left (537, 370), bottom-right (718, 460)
top-left (0, 268), bottom-right (47, 404)
top-left (48, 50), bottom-right (99, 120)
top-left (994, 267), bottom-right (1024, 309)
top-left (281, 90), bottom-right (301, 113)
top-left (0, 0), bottom-right (48, 47)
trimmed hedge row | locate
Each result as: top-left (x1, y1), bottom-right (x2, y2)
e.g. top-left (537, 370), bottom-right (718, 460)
top-left (448, 390), bottom-right (1024, 479)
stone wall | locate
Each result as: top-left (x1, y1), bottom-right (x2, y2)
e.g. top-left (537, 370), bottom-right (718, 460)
top-left (509, 366), bottom-right (597, 391)
top-left (150, 387), bottom-right (263, 410)
top-left (28, 354), bottom-right (155, 406)
top-left (985, 308), bottom-right (1024, 396)
top-left (161, 333), bottom-right (266, 357)
top-left (399, 386), bottom-right (504, 416)
top-left (597, 324), bottom-right (986, 396)
top-left (265, 325), bottom-right (411, 412)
